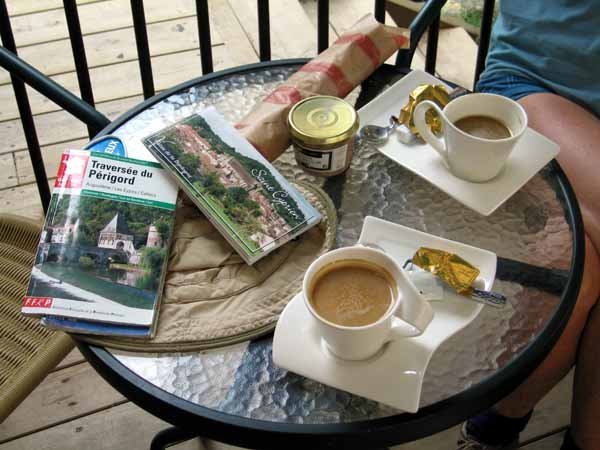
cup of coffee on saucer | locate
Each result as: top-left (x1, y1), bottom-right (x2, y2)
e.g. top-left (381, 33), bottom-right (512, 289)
top-left (413, 93), bottom-right (527, 182)
top-left (303, 245), bottom-right (434, 361)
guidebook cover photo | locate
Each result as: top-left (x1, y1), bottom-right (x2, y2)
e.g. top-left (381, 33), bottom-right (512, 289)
top-left (142, 107), bottom-right (321, 264)
top-left (22, 150), bottom-right (178, 327)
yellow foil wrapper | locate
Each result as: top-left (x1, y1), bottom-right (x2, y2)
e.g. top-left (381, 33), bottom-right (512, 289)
top-left (411, 247), bottom-right (480, 294)
top-left (399, 84), bottom-right (450, 136)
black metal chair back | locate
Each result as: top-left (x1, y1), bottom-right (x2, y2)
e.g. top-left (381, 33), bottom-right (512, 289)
top-left (0, 0), bottom-right (495, 213)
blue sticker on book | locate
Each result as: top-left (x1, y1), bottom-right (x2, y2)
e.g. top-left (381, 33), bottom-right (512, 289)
top-left (85, 135), bottom-right (126, 156)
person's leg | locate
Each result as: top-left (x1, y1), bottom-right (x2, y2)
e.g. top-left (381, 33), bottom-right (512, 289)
top-left (460, 242), bottom-right (598, 450)
top-left (519, 93), bottom-right (600, 250)
top-left (491, 236), bottom-right (599, 419)
top-left (490, 93), bottom-right (600, 418)
top-left (571, 300), bottom-right (600, 449)
top-left (459, 93), bottom-right (600, 448)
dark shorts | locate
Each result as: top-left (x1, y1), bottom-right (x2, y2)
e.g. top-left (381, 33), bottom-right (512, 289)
top-left (475, 71), bottom-right (553, 101)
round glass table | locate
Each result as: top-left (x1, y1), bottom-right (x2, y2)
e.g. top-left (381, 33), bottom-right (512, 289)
top-left (79, 60), bottom-right (584, 449)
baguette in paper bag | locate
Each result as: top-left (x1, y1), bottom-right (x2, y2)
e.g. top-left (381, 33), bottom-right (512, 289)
top-left (235, 14), bottom-right (410, 161)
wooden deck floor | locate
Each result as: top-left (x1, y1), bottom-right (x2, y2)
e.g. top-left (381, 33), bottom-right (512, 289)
top-left (0, 1), bottom-right (570, 448)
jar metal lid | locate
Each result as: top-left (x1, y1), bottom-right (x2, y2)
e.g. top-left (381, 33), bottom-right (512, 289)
top-left (288, 95), bottom-right (359, 147)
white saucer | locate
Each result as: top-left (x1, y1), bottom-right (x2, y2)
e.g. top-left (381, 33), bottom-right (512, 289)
top-left (358, 70), bottom-right (560, 216)
top-left (272, 216), bottom-right (497, 412)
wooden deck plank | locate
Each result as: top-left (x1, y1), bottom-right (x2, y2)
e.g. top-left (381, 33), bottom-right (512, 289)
top-left (10, 0), bottom-right (200, 48)
top-left (0, 182), bottom-right (45, 222)
top-left (0, 115), bottom-right (27, 156)
top-left (301, 0), bottom-right (424, 72)
top-left (209, 0), bottom-right (259, 66)
top-left (324, 0), bottom-right (471, 81)
top-left (0, 363), bottom-right (572, 449)
top-left (523, 370), bottom-right (572, 442)
top-left (387, 0), bottom-right (482, 36)
top-left (327, 0), bottom-right (395, 37)
top-left (6, 0), bottom-right (101, 17)
top-left (0, 43), bottom-right (252, 121)
top-left (0, 154), bottom-right (17, 189)
top-left (411, 47), bottom-right (426, 71)
top-left (326, 0), bottom-right (398, 66)
top-left (0, 16), bottom-right (223, 86)
top-left (299, 0), bottom-right (341, 47)
top-left (301, 0), bottom-right (420, 72)
top-left (53, 349), bottom-right (86, 372)
top-left (520, 431), bottom-right (566, 449)
top-left (0, 0), bottom-right (259, 213)
top-left (0, 95), bottom-right (141, 156)
top-left (0, 363), bottom-right (125, 441)
top-left (0, 0), bottom-right (256, 153)
top-left (15, 138), bottom-right (89, 185)
top-left (417, 27), bottom-right (477, 90)
top-left (227, 0), bottom-right (318, 59)
top-left (0, 402), bottom-right (204, 450)
top-left (390, 370), bottom-right (573, 449)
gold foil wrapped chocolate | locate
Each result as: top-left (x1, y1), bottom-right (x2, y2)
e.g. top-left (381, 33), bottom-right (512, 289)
top-left (411, 247), bottom-right (480, 295)
top-left (399, 84), bottom-right (450, 136)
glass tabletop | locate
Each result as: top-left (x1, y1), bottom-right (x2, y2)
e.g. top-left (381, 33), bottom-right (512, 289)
top-left (88, 62), bottom-right (581, 436)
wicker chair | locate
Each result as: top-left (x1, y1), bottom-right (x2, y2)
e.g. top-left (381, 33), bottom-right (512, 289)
top-left (0, 214), bottom-right (74, 422)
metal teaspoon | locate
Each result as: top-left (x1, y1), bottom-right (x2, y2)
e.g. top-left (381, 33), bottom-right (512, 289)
top-left (359, 115), bottom-right (400, 144)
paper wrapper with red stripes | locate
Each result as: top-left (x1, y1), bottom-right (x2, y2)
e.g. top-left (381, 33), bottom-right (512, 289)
top-left (235, 14), bottom-right (410, 161)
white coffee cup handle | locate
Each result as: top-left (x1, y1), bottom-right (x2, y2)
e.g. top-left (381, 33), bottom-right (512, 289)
top-left (352, 243), bottom-right (433, 339)
top-left (413, 100), bottom-right (449, 165)
top-left (390, 270), bottom-right (434, 339)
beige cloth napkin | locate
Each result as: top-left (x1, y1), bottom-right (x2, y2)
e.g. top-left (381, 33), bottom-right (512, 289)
top-left (79, 182), bottom-right (336, 352)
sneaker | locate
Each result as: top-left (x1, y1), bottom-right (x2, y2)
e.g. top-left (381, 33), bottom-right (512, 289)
top-left (456, 423), bottom-right (519, 450)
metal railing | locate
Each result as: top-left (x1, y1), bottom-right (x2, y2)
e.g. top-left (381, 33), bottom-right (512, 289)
top-left (0, 0), bottom-right (495, 212)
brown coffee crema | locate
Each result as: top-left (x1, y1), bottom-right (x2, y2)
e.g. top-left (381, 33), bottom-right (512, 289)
top-left (308, 259), bottom-right (396, 327)
top-left (453, 115), bottom-right (512, 140)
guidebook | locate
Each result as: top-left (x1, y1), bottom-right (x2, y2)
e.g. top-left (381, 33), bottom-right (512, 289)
top-left (40, 315), bottom-right (153, 338)
top-left (142, 107), bottom-right (321, 265)
top-left (21, 149), bottom-right (178, 334)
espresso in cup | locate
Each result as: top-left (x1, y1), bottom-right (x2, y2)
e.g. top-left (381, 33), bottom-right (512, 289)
top-left (453, 115), bottom-right (512, 140)
top-left (308, 259), bottom-right (396, 327)
top-left (413, 93), bottom-right (528, 182)
top-left (303, 245), bottom-right (434, 360)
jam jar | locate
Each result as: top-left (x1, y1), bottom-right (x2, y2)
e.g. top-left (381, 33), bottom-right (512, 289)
top-left (288, 95), bottom-right (359, 176)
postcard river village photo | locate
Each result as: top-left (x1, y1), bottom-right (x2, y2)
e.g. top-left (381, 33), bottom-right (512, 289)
top-left (143, 111), bottom-right (310, 254)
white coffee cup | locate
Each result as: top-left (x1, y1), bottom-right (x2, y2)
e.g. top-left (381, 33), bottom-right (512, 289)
top-left (303, 245), bottom-right (434, 361)
top-left (413, 93), bottom-right (528, 182)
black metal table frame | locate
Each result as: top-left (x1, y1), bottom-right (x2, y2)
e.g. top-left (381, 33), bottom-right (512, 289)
top-left (77, 59), bottom-right (585, 449)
